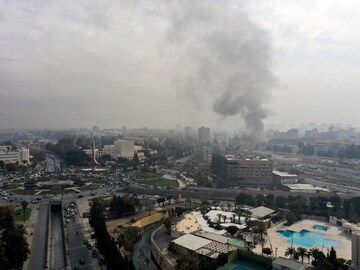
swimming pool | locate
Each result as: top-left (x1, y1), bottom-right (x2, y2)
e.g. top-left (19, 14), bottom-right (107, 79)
top-left (277, 229), bottom-right (340, 248)
top-left (314, 225), bottom-right (328, 231)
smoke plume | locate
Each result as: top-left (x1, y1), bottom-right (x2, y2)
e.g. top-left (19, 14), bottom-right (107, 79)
top-left (167, 1), bottom-right (276, 134)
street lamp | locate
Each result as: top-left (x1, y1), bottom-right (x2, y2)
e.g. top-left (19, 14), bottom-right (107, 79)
top-left (275, 247), bottom-right (278, 258)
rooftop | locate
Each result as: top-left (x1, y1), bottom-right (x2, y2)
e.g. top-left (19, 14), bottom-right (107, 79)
top-left (286, 183), bottom-right (330, 192)
top-left (273, 170), bottom-right (298, 177)
top-left (172, 234), bottom-right (211, 251)
top-left (250, 206), bottom-right (275, 218)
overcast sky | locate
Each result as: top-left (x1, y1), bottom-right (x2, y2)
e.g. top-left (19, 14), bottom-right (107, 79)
top-left (0, 0), bottom-right (359, 131)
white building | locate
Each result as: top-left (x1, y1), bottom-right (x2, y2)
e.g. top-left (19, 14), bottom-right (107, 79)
top-left (113, 139), bottom-right (134, 159)
top-left (273, 170), bottom-right (298, 184)
top-left (0, 147), bottom-right (30, 164)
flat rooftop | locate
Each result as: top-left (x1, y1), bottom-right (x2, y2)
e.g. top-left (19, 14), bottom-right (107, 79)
top-left (286, 183), bottom-right (330, 192)
top-left (172, 234), bottom-right (211, 251)
top-left (273, 170), bottom-right (298, 177)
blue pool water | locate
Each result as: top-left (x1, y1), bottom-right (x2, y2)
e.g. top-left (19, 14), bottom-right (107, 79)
top-left (314, 225), bottom-right (328, 231)
top-left (277, 230), bottom-right (340, 248)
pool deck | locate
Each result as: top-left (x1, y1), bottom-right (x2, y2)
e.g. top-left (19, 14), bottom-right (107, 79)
top-left (254, 219), bottom-right (351, 260)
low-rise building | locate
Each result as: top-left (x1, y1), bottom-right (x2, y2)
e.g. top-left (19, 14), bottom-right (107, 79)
top-left (273, 170), bottom-right (298, 185)
top-left (285, 183), bottom-right (329, 193)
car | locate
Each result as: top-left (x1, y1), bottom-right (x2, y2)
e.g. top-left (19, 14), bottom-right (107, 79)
top-left (77, 195), bottom-right (84, 198)
top-left (83, 239), bottom-right (89, 245)
top-left (86, 243), bottom-right (92, 250)
top-left (78, 258), bottom-right (85, 265)
top-left (72, 266), bottom-right (80, 270)
top-left (66, 219), bottom-right (70, 223)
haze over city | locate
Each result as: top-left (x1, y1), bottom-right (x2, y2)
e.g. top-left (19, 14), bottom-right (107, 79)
top-left (1, 0), bottom-right (360, 130)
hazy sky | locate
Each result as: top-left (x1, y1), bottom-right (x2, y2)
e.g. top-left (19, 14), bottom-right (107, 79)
top-left (0, 0), bottom-right (360, 131)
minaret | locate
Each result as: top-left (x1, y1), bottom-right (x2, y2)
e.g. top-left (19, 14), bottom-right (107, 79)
top-left (91, 139), bottom-right (100, 171)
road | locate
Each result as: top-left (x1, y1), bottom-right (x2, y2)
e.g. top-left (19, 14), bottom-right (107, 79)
top-left (65, 199), bottom-right (103, 270)
top-left (49, 208), bottom-right (66, 270)
top-left (27, 203), bottom-right (49, 270)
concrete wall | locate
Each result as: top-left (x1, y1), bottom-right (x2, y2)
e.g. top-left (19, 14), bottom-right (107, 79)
top-left (150, 225), bottom-right (175, 270)
top-left (300, 214), bottom-right (327, 221)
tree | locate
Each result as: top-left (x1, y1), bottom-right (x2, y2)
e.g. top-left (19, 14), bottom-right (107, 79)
top-left (0, 207), bottom-right (15, 232)
top-left (253, 221), bottom-right (267, 241)
top-left (20, 201), bottom-right (29, 221)
top-left (262, 247), bottom-right (272, 255)
top-left (297, 247), bottom-right (307, 263)
top-left (0, 207), bottom-right (30, 270)
top-left (264, 194), bottom-right (275, 207)
top-left (2, 229), bottom-right (30, 269)
top-left (164, 217), bottom-right (171, 235)
top-left (329, 246), bottom-right (338, 268)
top-left (217, 213), bottom-right (222, 224)
top-left (222, 215), bottom-right (227, 223)
top-left (275, 196), bottom-right (287, 208)
top-left (285, 247), bottom-right (296, 258)
top-left (226, 226), bottom-right (238, 235)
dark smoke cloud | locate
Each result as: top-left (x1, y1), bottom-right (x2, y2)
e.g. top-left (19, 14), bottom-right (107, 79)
top-left (167, 1), bottom-right (276, 135)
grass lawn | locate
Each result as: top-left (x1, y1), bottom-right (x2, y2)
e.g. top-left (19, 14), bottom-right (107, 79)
top-left (13, 208), bottom-right (31, 224)
top-left (136, 178), bottom-right (179, 188)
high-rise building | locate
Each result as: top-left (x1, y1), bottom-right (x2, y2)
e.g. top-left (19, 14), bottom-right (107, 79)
top-left (198, 127), bottom-right (210, 143)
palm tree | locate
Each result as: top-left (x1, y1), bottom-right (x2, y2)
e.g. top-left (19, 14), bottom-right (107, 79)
top-left (217, 213), bottom-right (222, 224)
top-left (297, 247), bottom-right (307, 263)
top-left (20, 200), bottom-right (29, 221)
top-left (285, 247), bottom-right (296, 259)
top-left (254, 222), bottom-right (267, 241)
top-left (244, 209), bottom-right (252, 223)
top-left (305, 251), bottom-right (311, 264)
top-left (309, 247), bottom-right (320, 262)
